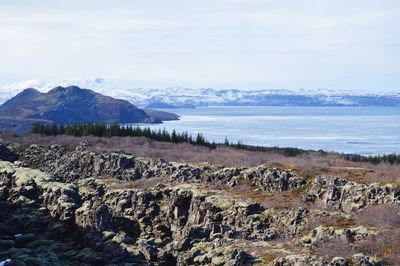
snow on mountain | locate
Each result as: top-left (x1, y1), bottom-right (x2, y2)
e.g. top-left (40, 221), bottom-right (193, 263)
top-left (0, 78), bottom-right (105, 101)
top-left (0, 78), bottom-right (399, 107)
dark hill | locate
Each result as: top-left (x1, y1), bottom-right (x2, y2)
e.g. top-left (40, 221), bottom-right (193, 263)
top-left (0, 86), bottom-right (178, 132)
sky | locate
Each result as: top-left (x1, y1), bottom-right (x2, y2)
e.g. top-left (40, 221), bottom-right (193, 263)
top-left (0, 0), bottom-right (399, 91)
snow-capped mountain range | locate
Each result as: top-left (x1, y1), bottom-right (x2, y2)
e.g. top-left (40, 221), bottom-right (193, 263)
top-left (1, 78), bottom-right (399, 107)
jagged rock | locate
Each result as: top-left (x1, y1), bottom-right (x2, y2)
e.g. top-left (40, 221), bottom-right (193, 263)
top-left (18, 143), bottom-right (178, 182)
top-left (0, 144), bottom-right (19, 162)
top-left (244, 167), bottom-right (306, 192)
top-left (227, 250), bottom-right (252, 266)
top-left (75, 201), bottom-right (113, 232)
top-left (158, 249), bottom-right (177, 265)
top-left (0, 161), bottom-right (80, 221)
top-left (1, 141), bottom-right (397, 265)
top-left (17, 142), bottom-right (306, 191)
top-left (0, 240), bottom-right (15, 249)
top-left (137, 239), bottom-right (158, 261)
top-left (331, 257), bottom-right (349, 266)
top-left (0, 186), bottom-right (9, 201)
top-left (272, 254), bottom-right (326, 266)
top-left (307, 176), bottom-right (400, 212)
top-left (14, 233), bottom-right (36, 248)
top-left (352, 253), bottom-right (381, 266)
top-left (302, 225), bottom-right (376, 246)
top-left (169, 190), bottom-right (193, 228)
top-left (112, 231), bottom-right (134, 244)
top-left (0, 200), bottom-right (103, 265)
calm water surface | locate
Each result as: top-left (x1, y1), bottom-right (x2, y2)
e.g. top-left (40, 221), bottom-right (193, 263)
top-left (136, 106), bottom-right (400, 155)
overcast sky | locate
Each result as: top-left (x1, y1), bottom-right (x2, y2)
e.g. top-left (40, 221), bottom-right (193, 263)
top-left (0, 0), bottom-right (399, 91)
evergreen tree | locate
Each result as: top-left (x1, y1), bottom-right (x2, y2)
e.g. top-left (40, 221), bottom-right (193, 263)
top-left (224, 136), bottom-right (230, 146)
top-left (50, 123), bottom-right (58, 136)
top-left (171, 129), bottom-right (178, 143)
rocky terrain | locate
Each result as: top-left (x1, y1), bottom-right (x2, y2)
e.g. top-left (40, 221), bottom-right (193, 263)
top-left (0, 139), bottom-right (399, 265)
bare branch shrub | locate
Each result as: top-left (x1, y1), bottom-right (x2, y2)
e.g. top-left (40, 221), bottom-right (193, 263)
top-left (356, 230), bottom-right (400, 265)
top-left (355, 204), bottom-right (400, 227)
top-left (311, 237), bottom-right (353, 259)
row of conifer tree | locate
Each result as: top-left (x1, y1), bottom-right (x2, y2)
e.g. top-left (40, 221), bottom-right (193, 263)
top-left (31, 122), bottom-right (400, 163)
top-left (31, 122), bottom-right (216, 148)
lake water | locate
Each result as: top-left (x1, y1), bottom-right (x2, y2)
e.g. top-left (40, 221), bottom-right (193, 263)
top-left (139, 106), bottom-right (400, 155)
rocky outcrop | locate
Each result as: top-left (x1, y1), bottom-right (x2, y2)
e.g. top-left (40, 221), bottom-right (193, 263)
top-left (302, 225), bottom-right (377, 246)
top-left (18, 143), bottom-right (190, 182)
top-left (0, 162), bottom-right (262, 265)
top-left (0, 159), bottom-right (313, 265)
top-left (0, 200), bottom-right (102, 265)
top-left (272, 254), bottom-right (382, 266)
top-left (306, 176), bottom-right (400, 213)
top-left (272, 255), bottom-right (328, 266)
top-left (0, 144), bottom-right (18, 162)
top-left (243, 167), bottom-right (306, 192)
top-left (1, 140), bottom-right (399, 265)
top-left (0, 161), bottom-right (80, 221)
top-left (17, 142), bottom-right (306, 193)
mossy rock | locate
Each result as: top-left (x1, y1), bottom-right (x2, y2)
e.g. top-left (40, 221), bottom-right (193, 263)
top-left (0, 161), bottom-right (16, 175)
top-left (211, 256), bottom-right (225, 266)
top-left (101, 231), bottom-right (116, 241)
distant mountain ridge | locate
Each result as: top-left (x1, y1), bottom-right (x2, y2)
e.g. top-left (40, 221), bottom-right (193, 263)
top-left (0, 86), bottom-right (178, 133)
top-left (1, 78), bottom-right (399, 107)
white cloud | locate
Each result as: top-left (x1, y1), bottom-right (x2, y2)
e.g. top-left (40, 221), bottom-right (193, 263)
top-left (0, 0), bottom-right (399, 91)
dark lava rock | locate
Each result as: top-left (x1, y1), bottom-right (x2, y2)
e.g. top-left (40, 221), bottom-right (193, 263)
top-left (0, 144), bottom-right (18, 162)
top-left (15, 234), bottom-right (36, 248)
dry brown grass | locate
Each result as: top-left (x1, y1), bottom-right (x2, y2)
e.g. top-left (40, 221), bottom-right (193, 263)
top-left (311, 230), bottom-right (400, 264)
top-left (6, 134), bottom-right (400, 184)
top-left (228, 179), bottom-right (308, 209)
top-left (355, 204), bottom-right (400, 228)
top-left (308, 205), bottom-right (400, 263)
top-left (311, 237), bottom-right (354, 260)
top-left (355, 230), bottom-right (400, 265)
top-left (306, 216), bottom-right (356, 232)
